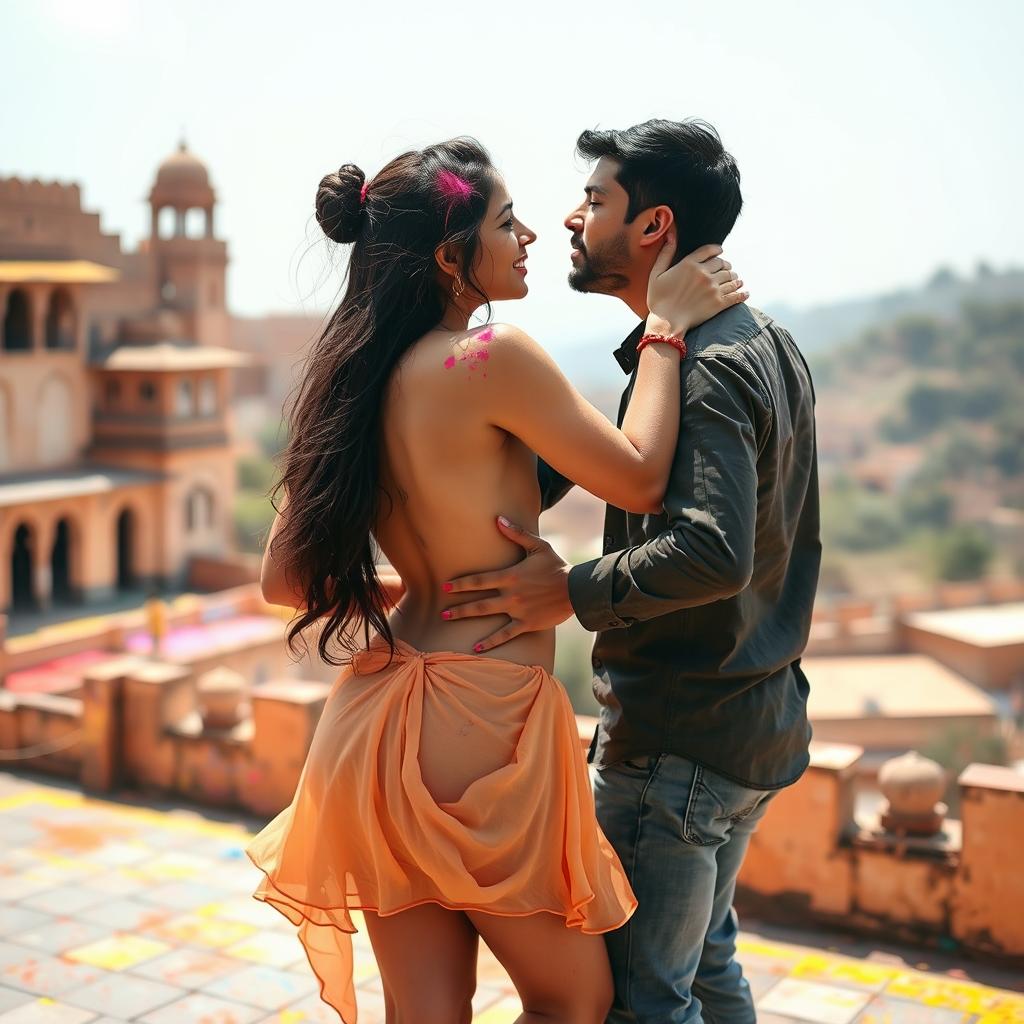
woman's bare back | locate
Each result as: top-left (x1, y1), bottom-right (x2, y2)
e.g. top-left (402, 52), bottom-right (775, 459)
top-left (373, 327), bottom-right (556, 671)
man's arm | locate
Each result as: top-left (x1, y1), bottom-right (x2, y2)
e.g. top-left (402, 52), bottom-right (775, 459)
top-left (537, 457), bottom-right (575, 512)
top-left (567, 354), bottom-right (768, 631)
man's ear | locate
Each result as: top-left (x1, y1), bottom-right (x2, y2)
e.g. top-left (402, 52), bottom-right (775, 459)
top-left (434, 242), bottom-right (460, 277)
top-left (637, 205), bottom-right (675, 249)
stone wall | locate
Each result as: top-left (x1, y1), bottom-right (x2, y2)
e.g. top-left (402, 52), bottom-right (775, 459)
top-left (736, 742), bottom-right (1024, 965)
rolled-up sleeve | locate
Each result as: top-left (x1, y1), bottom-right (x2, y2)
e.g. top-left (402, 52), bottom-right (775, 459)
top-left (567, 355), bottom-right (767, 631)
top-left (537, 457), bottom-right (574, 512)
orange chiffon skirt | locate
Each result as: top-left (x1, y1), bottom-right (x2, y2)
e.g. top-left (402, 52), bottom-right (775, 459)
top-left (244, 636), bottom-right (637, 1022)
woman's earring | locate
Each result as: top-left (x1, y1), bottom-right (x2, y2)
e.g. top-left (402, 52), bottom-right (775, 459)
top-left (452, 271), bottom-right (466, 299)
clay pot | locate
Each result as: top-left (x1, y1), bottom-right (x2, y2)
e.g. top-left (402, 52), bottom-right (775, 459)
top-left (878, 751), bottom-right (948, 836)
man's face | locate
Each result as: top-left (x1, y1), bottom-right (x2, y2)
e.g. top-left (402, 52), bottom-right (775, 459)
top-left (564, 157), bottom-right (634, 295)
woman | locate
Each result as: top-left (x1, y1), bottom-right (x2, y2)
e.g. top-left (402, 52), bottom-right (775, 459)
top-left (246, 137), bottom-right (746, 1024)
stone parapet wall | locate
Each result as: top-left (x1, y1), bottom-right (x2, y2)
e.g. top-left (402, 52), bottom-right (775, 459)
top-left (737, 742), bottom-right (1024, 965)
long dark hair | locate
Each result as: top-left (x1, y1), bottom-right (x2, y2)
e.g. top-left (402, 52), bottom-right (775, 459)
top-left (271, 138), bottom-right (496, 665)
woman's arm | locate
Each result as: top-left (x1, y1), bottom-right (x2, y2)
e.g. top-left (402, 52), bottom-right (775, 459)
top-left (259, 494), bottom-right (404, 609)
top-left (485, 328), bottom-right (678, 513)
top-left (483, 241), bottom-right (746, 514)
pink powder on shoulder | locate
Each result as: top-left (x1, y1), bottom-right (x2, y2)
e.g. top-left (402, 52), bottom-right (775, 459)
top-left (443, 355), bottom-right (456, 370)
top-left (476, 326), bottom-right (495, 342)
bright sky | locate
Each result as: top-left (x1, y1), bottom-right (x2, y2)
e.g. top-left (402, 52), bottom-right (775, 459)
top-left (3, 0), bottom-right (1022, 353)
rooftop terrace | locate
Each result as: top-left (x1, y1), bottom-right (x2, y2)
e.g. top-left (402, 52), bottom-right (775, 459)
top-left (0, 771), bottom-right (1021, 1024)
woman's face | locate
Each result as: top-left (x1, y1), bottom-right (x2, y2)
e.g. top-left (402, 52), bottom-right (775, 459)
top-left (470, 174), bottom-right (536, 302)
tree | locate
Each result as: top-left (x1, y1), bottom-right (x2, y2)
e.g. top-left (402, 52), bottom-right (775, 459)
top-left (237, 455), bottom-right (276, 492)
top-left (258, 418), bottom-right (288, 459)
top-left (993, 409), bottom-right (1024, 476)
top-left (900, 483), bottom-right (953, 530)
top-left (894, 314), bottom-right (941, 363)
top-left (823, 482), bottom-right (905, 552)
top-left (933, 525), bottom-right (994, 582)
top-left (927, 267), bottom-right (959, 290)
top-left (234, 493), bottom-right (276, 555)
top-left (920, 724), bottom-right (1008, 815)
top-left (905, 383), bottom-right (959, 436)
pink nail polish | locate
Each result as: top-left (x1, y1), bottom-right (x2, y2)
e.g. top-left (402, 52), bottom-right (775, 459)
top-left (441, 610), bottom-right (452, 620)
top-left (473, 643), bottom-right (483, 653)
top-left (443, 582), bottom-right (453, 592)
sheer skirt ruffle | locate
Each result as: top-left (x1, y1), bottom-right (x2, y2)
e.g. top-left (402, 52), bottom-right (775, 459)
top-left (245, 637), bottom-right (636, 1022)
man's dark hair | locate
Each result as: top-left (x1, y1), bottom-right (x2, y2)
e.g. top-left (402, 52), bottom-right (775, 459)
top-left (576, 118), bottom-right (742, 257)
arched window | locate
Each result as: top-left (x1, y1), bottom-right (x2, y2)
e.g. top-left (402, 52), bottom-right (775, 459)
top-left (3, 289), bottom-right (32, 351)
top-left (185, 486), bottom-right (215, 532)
top-left (184, 208), bottom-right (205, 238)
top-left (198, 377), bottom-right (217, 415)
top-left (157, 206), bottom-right (176, 239)
top-left (45, 289), bottom-right (75, 349)
top-left (176, 378), bottom-right (194, 416)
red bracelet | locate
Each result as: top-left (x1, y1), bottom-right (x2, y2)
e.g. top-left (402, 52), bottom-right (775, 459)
top-left (636, 332), bottom-right (687, 358)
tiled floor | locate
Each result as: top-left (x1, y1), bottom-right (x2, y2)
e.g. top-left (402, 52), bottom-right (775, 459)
top-left (0, 773), bottom-right (1021, 1023)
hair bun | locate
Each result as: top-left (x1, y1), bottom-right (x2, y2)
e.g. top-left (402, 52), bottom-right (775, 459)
top-left (316, 164), bottom-right (366, 244)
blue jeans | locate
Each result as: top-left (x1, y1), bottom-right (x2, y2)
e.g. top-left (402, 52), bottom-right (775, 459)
top-left (592, 753), bottom-right (778, 1024)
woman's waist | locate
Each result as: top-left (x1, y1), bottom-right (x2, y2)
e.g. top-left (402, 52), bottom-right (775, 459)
top-left (384, 605), bottom-right (555, 673)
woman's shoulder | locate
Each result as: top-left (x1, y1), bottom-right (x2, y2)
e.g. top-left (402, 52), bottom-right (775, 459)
top-left (433, 322), bottom-right (543, 368)
top-left (399, 323), bottom-right (555, 391)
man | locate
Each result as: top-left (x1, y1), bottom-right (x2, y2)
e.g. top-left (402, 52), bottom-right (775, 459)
top-left (444, 119), bottom-right (821, 1023)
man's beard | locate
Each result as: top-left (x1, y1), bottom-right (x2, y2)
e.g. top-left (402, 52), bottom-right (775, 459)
top-left (568, 231), bottom-right (631, 294)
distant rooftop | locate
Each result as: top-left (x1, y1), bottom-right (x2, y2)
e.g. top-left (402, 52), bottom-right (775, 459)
top-left (0, 259), bottom-right (120, 284)
top-left (804, 654), bottom-right (999, 719)
top-left (904, 603), bottom-right (1024, 648)
top-left (99, 342), bottom-right (248, 371)
top-left (0, 465), bottom-right (164, 509)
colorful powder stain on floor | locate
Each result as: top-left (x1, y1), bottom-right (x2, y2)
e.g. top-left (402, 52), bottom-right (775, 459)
top-left (0, 778), bottom-right (1021, 1023)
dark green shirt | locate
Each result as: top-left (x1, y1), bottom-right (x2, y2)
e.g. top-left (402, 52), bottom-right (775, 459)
top-left (539, 305), bottom-right (820, 789)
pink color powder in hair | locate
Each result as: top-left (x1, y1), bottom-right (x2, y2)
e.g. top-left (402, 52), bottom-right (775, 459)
top-left (359, 182), bottom-right (369, 204)
top-left (437, 169), bottom-right (476, 230)
top-left (436, 169), bottom-right (474, 203)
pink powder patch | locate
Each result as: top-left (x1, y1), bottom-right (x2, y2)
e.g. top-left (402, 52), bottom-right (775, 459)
top-left (436, 169), bottom-right (475, 202)
top-left (476, 349), bottom-right (490, 361)
top-left (444, 355), bottom-right (456, 369)
top-left (477, 327), bottom-right (495, 342)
